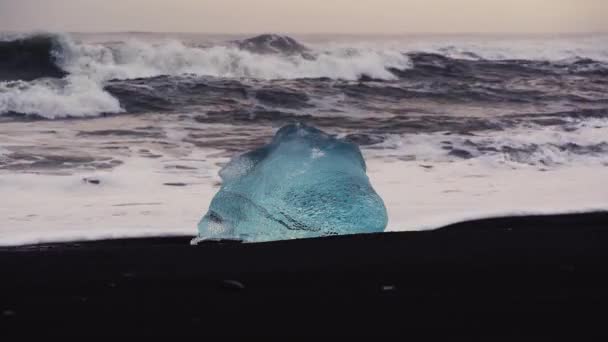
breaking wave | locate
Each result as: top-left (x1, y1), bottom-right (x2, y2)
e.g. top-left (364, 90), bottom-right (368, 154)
top-left (0, 33), bottom-right (413, 118)
top-left (58, 35), bottom-right (412, 81)
top-left (0, 76), bottom-right (122, 119)
top-left (0, 32), bottom-right (607, 118)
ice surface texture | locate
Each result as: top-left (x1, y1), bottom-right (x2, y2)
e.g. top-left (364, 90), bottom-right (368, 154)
top-left (197, 123), bottom-right (388, 242)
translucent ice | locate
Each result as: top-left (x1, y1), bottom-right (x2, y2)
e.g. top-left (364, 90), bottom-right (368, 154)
top-left (196, 123), bottom-right (388, 242)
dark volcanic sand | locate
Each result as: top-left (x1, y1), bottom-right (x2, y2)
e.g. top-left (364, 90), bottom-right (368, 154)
top-left (1, 212), bottom-right (608, 337)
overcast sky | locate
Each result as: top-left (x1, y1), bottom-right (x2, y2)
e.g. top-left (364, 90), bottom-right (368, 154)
top-left (0, 0), bottom-right (606, 34)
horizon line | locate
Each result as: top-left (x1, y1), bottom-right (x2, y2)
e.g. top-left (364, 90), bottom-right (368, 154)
top-left (2, 28), bottom-right (608, 36)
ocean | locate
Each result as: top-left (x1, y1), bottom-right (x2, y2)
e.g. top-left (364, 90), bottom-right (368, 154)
top-left (1, 32), bottom-right (607, 245)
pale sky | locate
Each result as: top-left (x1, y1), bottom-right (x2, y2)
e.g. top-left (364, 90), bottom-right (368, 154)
top-left (0, 0), bottom-right (606, 34)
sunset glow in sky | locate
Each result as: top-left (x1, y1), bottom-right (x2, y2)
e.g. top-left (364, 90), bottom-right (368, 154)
top-left (0, 0), bottom-right (606, 33)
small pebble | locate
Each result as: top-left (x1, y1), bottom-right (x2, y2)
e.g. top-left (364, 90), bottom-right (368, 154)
top-left (382, 285), bottom-right (397, 292)
top-left (164, 182), bottom-right (188, 187)
top-left (83, 178), bottom-right (101, 185)
top-left (222, 280), bottom-right (245, 291)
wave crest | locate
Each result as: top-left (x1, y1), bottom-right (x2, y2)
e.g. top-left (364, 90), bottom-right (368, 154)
top-left (58, 36), bottom-right (411, 81)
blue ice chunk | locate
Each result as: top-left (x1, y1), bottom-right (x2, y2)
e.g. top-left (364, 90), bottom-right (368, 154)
top-left (196, 123), bottom-right (388, 242)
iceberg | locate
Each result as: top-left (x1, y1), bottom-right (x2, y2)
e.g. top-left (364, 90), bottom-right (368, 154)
top-left (196, 123), bottom-right (388, 242)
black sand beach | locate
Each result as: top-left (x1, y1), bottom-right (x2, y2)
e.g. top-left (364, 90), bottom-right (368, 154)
top-left (1, 212), bottom-right (607, 337)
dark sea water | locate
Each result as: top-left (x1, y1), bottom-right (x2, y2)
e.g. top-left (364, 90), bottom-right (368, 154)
top-left (1, 32), bottom-right (607, 168)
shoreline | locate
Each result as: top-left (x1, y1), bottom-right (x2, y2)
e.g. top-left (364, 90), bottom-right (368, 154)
top-left (2, 211), bottom-right (606, 249)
